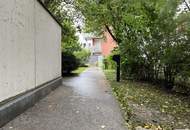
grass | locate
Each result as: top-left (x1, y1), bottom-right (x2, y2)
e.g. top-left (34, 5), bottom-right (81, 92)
top-left (62, 66), bottom-right (88, 77)
top-left (72, 66), bottom-right (88, 75)
top-left (104, 69), bottom-right (190, 130)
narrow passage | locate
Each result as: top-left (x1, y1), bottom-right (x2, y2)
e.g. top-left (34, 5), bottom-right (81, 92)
top-left (1, 67), bottom-right (126, 130)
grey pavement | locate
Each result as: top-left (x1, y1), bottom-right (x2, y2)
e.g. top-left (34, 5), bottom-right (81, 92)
top-left (1, 67), bottom-right (126, 130)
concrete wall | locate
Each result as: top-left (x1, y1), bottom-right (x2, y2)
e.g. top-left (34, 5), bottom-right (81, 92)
top-left (35, 1), bottom-right (61, 86)
top-left (0, 0), bottom-right (61, 102)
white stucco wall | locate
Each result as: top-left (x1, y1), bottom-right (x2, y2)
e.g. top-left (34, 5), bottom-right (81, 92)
top-left (35, 1), bottom-right (61, 86)
top-left (0, 0), bottom-right (61, 102)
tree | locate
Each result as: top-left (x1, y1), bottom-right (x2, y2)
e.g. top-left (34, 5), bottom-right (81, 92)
top-left (74, 49), bottom-right (91, 66)
top-left (75, 0), bottom-right (190, 90)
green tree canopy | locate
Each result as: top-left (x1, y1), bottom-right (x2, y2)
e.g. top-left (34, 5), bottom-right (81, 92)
top-left (75, 0), bottom-right (190, 89)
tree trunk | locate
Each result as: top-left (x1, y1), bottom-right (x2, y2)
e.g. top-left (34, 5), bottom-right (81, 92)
top-left (164, 65), bottom-right (174, 90)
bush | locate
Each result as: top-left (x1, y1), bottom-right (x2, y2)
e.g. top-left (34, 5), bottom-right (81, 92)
top-left (74, 49), bottom-right (91, 66)
top-left (62, 52), bottom-right (80, 75)
top-left (103, 55), bottom-right (116, 70)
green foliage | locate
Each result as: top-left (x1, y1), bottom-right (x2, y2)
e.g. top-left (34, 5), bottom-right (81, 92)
top-left (103, 48), bottom-right (119, 69)
top-left (103, 47), bottom-right (119, 69)
top-left (61, 20), bottom-right (81, 53)
top-left (62, 52), bottom-right (80, 74)
top-left (72, 67), bottom-right (88, 74)
top-left (75, 0), bottom-right (190, 91)
top-left (103, 56), bottom-right (116, 70)
top-left (74, 49), bottom-right (91, 66)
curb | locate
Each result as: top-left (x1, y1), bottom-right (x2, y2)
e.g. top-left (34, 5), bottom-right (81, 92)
top-left (0, 77), bottom-right (62, 127)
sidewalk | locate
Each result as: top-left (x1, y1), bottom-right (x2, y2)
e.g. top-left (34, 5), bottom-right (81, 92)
top-left (1, 67), bottom-right (126, 130)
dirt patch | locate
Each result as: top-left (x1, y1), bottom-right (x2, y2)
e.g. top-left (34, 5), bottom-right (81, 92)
top-left (104, 70), bottom-right (190, 129)
top-left (128, 101), bottom-right (174, 126)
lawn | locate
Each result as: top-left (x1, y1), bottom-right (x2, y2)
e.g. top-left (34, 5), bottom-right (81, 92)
top-left (104, 69), bottom-right (190, 130)
top-left (73, 66), bottom-right (88, 74)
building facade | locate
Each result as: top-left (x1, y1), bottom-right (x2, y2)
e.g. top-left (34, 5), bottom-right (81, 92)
top-left (79, 32), bottom-right (117, 66)
top-left (101, 31), bottom-right (117, 57)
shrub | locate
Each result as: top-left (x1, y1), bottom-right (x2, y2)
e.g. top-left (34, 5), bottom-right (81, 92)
top-left (74, 49), bottom-right (91, 66)
top-left (103, 55), bottom-right (116, 70)
top-left (62, 52), bottom-right (80, 75)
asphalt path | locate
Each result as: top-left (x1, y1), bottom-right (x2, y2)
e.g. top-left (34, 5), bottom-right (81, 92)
top-left (1, 67), bottom-right (126, 130)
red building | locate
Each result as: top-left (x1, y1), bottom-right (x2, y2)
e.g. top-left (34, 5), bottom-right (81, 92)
top-left (82, 31), bottom-right (117, 66)
top-left (101, 31), bottom-right (117, 57)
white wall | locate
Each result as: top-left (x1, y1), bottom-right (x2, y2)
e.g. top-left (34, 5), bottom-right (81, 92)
top-left (35, 1), bottom-right (61, 86)
top-left (0, 0), bottom-right (61, 102)
top-left (93, 39), bottom-right (102, 53)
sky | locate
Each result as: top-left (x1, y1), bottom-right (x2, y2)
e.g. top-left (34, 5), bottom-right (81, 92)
top-left (178, 0), bottom-right (190, 12)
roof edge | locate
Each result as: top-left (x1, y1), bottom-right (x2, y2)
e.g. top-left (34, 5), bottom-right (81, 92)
top-left (37, 0), bottom-right (63, 29)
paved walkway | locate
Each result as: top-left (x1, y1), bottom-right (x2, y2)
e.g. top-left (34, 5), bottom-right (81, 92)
top-left (1, 67), bottom-right (126, 130)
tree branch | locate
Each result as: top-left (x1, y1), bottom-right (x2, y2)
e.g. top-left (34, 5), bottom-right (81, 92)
top-left (105, 25), bottom-right (118, 43)
top-left (183, 0), bottom-right (190, 11)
